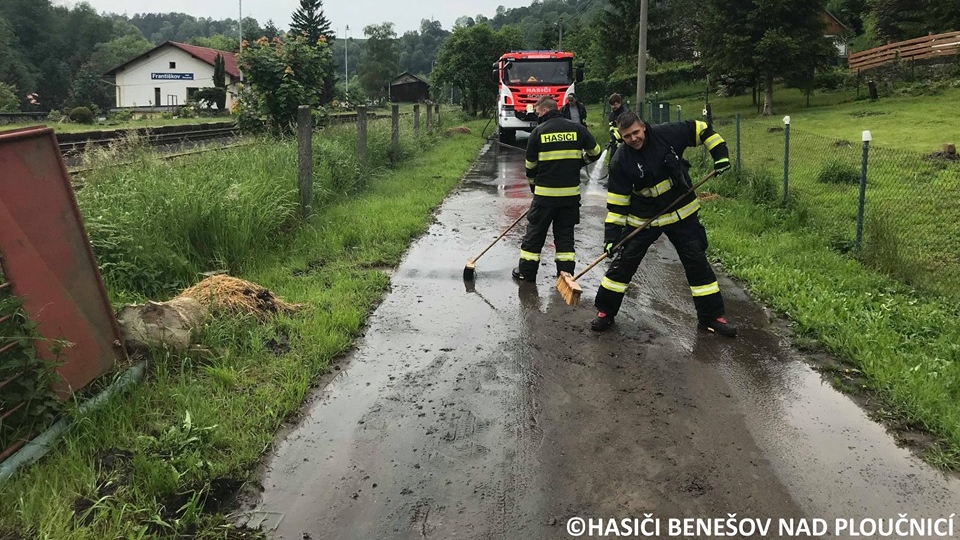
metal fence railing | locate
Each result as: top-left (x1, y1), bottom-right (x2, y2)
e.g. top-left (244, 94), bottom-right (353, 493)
top-left (717, 114), bottom-right (960, 299)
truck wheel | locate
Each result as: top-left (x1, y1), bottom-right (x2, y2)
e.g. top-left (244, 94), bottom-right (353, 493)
top-left (498, 128), bottom-right (516, 144)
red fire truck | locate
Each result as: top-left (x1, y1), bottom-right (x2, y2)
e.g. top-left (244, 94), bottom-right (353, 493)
top-left (492, 50), bottom-right (584, 144)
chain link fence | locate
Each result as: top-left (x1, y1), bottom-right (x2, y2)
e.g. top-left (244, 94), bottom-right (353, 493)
top-left (716, 114), bottom-right (960, 299)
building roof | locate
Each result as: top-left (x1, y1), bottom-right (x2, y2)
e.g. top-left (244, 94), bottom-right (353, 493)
top-left (104, 41), bottom-right (240, 79)
top-left (390, 72), bottom-right (430, 87)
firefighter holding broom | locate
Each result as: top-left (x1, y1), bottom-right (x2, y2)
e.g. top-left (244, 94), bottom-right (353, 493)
top-left (589, 112), bottom-right (737, 337)
top-left (513, 96), bottom-right (602, 282)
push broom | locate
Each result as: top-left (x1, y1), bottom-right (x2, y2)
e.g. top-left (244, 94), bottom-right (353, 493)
top-left (463, 207), bottom-right (529, 281)
top-left (556, 170), bottom-right (719, 305)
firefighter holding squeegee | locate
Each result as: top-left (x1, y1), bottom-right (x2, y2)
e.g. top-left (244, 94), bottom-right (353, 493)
top-left (590, 112), bottom-right (736, 337)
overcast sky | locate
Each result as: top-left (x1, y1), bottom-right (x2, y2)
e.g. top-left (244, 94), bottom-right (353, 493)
top-left (52, 0), bottom-right (532, 36)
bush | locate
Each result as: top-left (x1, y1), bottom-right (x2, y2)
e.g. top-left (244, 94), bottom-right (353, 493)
top-left (46, 110), bottom-right (63, 122)
top-left (111, 109), bottom-right (133, 122)
top-left (816, 160), bottom-right (860, 185)
top-left (575, 79), bottom-right (606, 104)
top-left (69, 106), bottom-right (94, 124)
top-left (816, 68), bottom-right (854, 91)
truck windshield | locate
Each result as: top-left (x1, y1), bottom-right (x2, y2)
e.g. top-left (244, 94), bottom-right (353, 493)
top-left (505, 60), bottom-right (572, 85)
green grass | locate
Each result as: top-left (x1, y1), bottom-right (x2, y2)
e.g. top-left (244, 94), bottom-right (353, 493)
top-left (0, 117), bottom-right (487, 538)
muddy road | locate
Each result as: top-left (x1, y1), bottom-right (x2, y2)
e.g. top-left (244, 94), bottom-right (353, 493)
top-left (243, 140), bottom-right (960, 539)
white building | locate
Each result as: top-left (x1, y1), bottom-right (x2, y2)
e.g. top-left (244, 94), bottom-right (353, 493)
top-left (104, 41), bottom-right (241, 110)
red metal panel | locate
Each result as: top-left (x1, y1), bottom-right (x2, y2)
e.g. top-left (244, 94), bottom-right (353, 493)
top-left (0, 126), bottom-right (125, 395)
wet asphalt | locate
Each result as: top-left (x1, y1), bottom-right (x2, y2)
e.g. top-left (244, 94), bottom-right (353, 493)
top-left (242, 138), bottom-right (960, 539)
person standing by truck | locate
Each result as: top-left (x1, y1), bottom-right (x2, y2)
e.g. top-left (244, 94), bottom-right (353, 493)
top-left (560, 93), bottom-right (587, 126)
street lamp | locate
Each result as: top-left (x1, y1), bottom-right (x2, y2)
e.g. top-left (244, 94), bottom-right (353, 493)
top-left (344, 25), bottom-right (350, 95)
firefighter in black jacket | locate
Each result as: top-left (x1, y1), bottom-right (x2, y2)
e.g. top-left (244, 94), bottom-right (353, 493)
top-left (591, 111), bottom-right (736, 337)
top-left (607, 93), bottom-right (628, 149)
top-left (514, 96), bottom-right (602, 282)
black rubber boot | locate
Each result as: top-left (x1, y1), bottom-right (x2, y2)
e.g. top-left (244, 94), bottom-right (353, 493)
top-left (590, 312), bottom-right (615, 332)
top-left (699, 316), bottom-right (737, 337)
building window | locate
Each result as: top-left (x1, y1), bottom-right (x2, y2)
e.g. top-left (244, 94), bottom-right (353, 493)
top-left (186, 87), bottom-right (199, 102)
top-left (169, 61), bottom-right (176, 69)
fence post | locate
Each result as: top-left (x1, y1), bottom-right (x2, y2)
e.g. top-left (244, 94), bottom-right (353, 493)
top-left (856, 130), bottom-right (872, 250)
top-left (434, 103), bottom-right (440, 127)
top-left (426, 104), bottom-right (433, 132)
top-left (391, 104), bottom-right (400, 164)
top-left (735, 112), bottom-right (741, 171)
top-left (782, 115), bottom-right (790, 206)
top-left (413, 104), bottom-right (420, 137)
top-left (296, 105), bottom-right (313, 217)
top-left (357, 106), bottom-right (368, 167)
top-left (676, 104), bottom-right (681, 123)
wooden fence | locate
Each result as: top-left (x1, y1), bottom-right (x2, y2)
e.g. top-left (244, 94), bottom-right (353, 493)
top-left (848, 30), bottom-right (960, 72)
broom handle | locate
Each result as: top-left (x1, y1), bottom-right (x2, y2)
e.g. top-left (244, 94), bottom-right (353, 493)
top-left (571, 170), bottom-right (718, 281)
top-left (472, 207), bottom-right (530, 262)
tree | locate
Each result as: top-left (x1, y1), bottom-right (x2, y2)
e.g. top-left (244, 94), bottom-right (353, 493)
top-left (432, 23), bottom-right (523, 116)
top-left (0, 82), bottom-right (18, 111)
top-left (238, 35), bottom-right (331, 133)
top-left (698, 0), bottom-right (835, 115)
top-left (191, 34), bottom-right (238, 51)
top-left (358, 23), bottom-right (399, 101)
top-left (290, 0), bottom-right (334, 44)
top-left (211, 53), bottom-right (227, 109)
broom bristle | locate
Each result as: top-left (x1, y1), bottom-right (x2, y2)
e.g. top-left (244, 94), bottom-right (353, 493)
top-left (555, 273), bottom-right (582, 306)
top-left (463, 260), bottom-right (476, 281)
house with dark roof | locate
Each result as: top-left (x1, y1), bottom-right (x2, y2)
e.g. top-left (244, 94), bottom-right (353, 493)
top-left (823, 11), bottom-right (851, 58)
top-left (389, 72), bottom-right (431, 103)
top-left (104, 41), bottom-right (241, 110)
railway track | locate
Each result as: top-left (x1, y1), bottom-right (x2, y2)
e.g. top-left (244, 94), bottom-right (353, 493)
top-left (57, 123), bottom-right (239, 158)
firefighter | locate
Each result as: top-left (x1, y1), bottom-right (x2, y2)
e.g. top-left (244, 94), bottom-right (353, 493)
top-left (514, 96), bottom-right (603, 282)
top-left (607, 93), bottom-right (629, 149)
top-left (590, 111), bottom-right (737, 337)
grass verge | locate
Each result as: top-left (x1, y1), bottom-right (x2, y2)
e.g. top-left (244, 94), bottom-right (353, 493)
top-left (0, 118), bottom-right (487, 538)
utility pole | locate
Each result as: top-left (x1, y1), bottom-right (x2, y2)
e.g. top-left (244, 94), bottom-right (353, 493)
top-left (635, 0), bottom-right (648, 119)
top-left (344, 25), bottom-right (350, 94)
top-left (558, 17), bottom-right (563, 49)
top-left (238, 0), bottom-right (243, 47)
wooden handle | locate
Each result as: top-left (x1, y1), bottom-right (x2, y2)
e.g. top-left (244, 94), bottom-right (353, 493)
top-left (572, 169), bottom-right (718, 281)
top-left (471, 207), bottom-right (530, 263)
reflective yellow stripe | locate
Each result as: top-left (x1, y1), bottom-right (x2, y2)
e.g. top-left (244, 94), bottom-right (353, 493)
top-left (585, 144), bottom-right (602, 157)
top-left (555, 252), bottom-right (576, 262)
top-left (535, 185), bottom-right (580, 197)
top-left (605, 212), bottom-right (627, 225)
top-left (627, 199), bottom-right (701, 228)
top-left (601, 276), bottom-right (629, 293)
top-left (690, 281), bottom-right (720, 297)
top-left (539, 149), bottom-right (583, 161)
top-left (695, 121), bottom-right (707, 143)
top-left (635, 179), bottom-right (672, 198)
top-left (520, 250), bottom-right (541, 261)
top-left (607, 192), bottom-right (631, 206)
top-left (705, 133), bottom-right (723, 150)
top-left (525, 159), bottom-right (537, 169)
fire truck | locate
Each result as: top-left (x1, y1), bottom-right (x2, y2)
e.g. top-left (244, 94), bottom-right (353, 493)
top-left (492, 50), bottom-right (584, 144)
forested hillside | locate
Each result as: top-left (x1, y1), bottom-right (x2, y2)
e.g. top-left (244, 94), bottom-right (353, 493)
top-left (0, 0), bottom-right (957, 114)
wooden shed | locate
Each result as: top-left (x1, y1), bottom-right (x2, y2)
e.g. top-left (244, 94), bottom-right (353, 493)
top-left (389, 72), bottom-right (431, 103)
